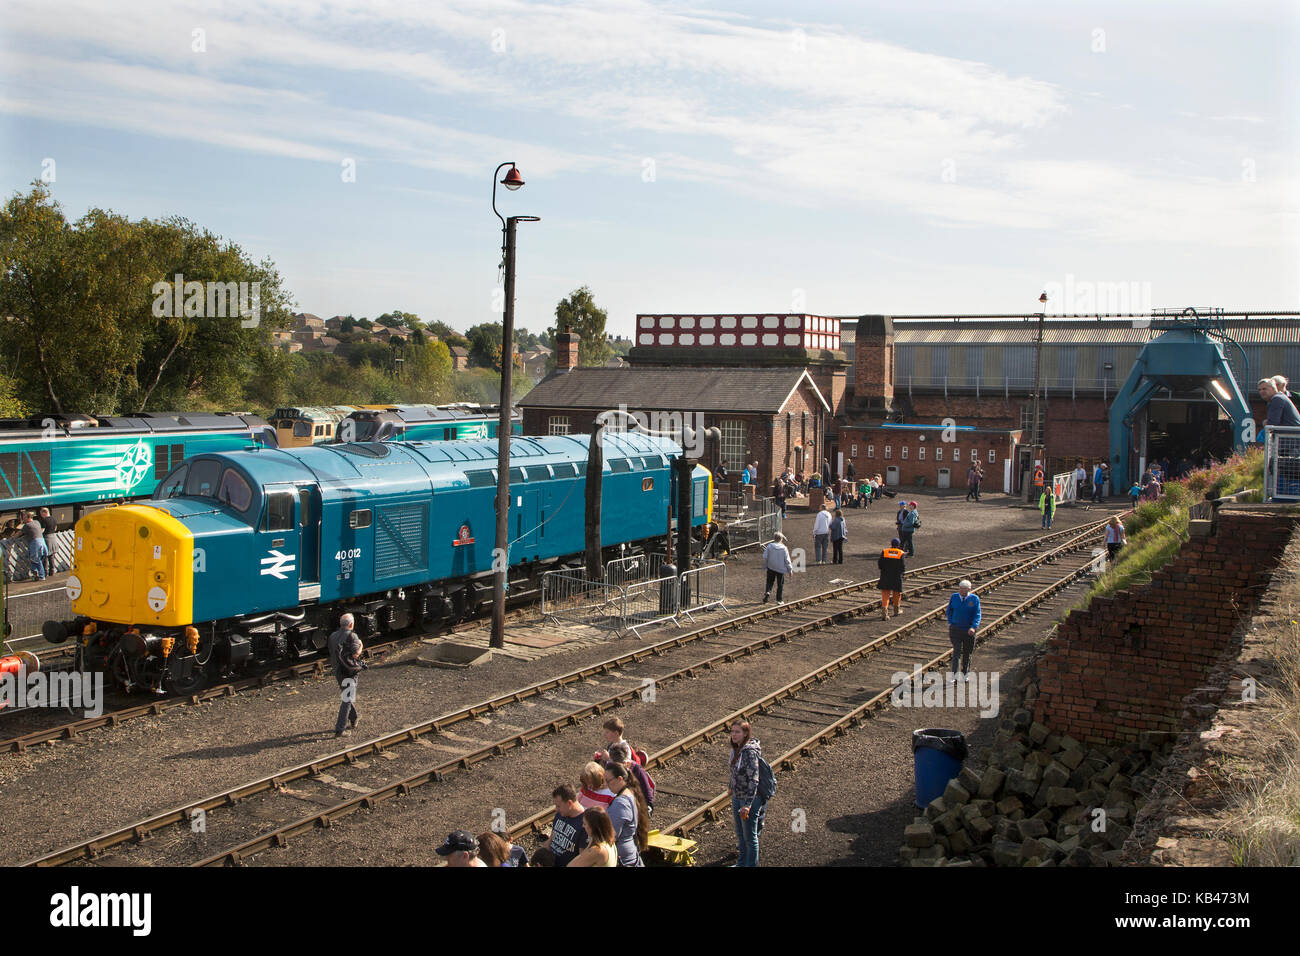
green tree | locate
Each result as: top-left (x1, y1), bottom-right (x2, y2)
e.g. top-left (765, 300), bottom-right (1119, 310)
top-left (425, 319), bottom-right (470, 349)
top-left (553, 286), bottom-right (612, 367)
top-left (0, 183), bottom-right (292, 415)
top-left (401, 339), bottom-right (453, 403)
top-left (130, 216), bottom-right (292, 411)
top-left (0, 184), bottom-right (153, 413)
top-left (465, 321), bottom-right (504, 371)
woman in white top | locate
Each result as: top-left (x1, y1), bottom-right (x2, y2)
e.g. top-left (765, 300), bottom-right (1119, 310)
top-left (1105, 516), bottom-right (1128, 564)
top-left (567, 806), bottom-right (619, 867)
top-left (762, 532), bottom-right (794, 604)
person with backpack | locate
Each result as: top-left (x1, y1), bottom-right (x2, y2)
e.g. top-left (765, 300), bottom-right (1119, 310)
top-left (728, 720), bottom-right (773, 867)
top-left (593, 716), bottom-right (644, 766)
top-left (899, 501), bottom-right (920, 557)
top-left (829, 508), bottom-right (847, 564)
top-left (877, 537), bottom-right (906, 620)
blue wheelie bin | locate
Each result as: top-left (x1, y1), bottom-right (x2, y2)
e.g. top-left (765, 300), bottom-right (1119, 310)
top-left (912, 728), bottom-right (968, 808)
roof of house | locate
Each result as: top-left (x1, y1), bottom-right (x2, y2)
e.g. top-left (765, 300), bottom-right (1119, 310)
top-left (518, 367), bottom-right (829, 414)
top-left (450, 346), bottom-right (469, 357)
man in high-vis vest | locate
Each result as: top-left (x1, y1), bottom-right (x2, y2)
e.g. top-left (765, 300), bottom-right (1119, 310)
top-left (877, 537), bottom-right (906, 619)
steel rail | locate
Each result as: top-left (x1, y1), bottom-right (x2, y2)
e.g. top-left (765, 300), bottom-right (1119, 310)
top-left (1, 519), bottom-right (1107, 754)
top-left (20, 523), bottom-right (1105, 866)
top-left (656, 554), bottom-right (1096, 841)
top-left (0, 602), bottom-right (542, 753)
top-left (181, 529), bottom-right (1100, 866)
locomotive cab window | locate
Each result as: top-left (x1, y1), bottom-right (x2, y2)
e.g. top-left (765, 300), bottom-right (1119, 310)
top-left (349, 509), bottom-right (372, 530)
top-left (155, 465), bottom-right (188, 499)
top-left (185, 459), bottom-right (221, 498)
top-left (642, 477), bottom-right (654, 491)
top-left (263, 491), bottom-right (294, 532)
top-left (217, 468), bottom-right (253, 512)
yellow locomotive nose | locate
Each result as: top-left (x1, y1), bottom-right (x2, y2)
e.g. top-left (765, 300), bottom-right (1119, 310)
top-left (70, 506), bottom-right (195, 627)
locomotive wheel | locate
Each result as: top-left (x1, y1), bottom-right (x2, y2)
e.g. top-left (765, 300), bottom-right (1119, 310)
top-left (164, 655), bottom-right (211, 696)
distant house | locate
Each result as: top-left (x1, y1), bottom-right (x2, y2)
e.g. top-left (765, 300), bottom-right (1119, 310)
top-left (521, 347), bottom-right (553, 382)
top-left (450, 346), bottom-right (470, 370)
top-left (325, 316), bottom-right (345, 331)
top-left (302, 335), bottom-right (340, 353)
top-left (293, 312), bottom-right (326, 333)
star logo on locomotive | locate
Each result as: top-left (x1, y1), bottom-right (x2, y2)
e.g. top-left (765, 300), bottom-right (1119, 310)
top-left (114, 439), bottom-right (153, 490)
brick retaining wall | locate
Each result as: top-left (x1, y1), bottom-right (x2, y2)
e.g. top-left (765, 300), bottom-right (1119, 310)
top-left (1034, 511), bottom-right (1300, 745)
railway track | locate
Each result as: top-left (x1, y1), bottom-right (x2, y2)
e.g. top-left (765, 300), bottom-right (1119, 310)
top-left (0, 599), bottom-right (545, 753)
top-left (1, 517), bottom-right (1106, 755)
top-left (21, 519), bottom-right (1105, 867)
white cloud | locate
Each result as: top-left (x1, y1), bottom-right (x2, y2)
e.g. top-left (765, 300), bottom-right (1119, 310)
top-left (1, 0), bottom-right (1294, 248)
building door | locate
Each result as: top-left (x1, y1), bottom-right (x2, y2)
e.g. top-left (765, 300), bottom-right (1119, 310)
top-left (937, 468), bottom-right (951, 489)
top-left (886, 466), bottom-right (900, 486)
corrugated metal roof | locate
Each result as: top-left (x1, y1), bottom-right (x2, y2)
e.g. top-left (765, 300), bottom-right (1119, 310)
top-left (840, 317), bottom-right (1300, 347)
top-left (518, 367), bottom-right (825, 413)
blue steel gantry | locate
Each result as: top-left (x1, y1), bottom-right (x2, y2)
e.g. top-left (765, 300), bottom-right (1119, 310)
top-left (1108, 312), bottom-right (1251, 483)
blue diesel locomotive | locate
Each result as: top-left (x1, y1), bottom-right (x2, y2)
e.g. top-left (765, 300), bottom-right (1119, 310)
top-left (43, 433), bottom-right (712, 694)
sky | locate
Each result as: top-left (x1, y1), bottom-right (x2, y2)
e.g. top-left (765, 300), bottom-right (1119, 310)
top-left (2, 0), bottom-right (1297, 339)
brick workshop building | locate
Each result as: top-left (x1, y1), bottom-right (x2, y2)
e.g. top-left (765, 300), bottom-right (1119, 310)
top-left (520, 311), bottom-right (1300, 494)
top-left (843, 313), bottom-right (1300, 490)
top-left (838, 423), bottom-right (1023, 493)
top-left (519, 327), bottom-right (833, 489)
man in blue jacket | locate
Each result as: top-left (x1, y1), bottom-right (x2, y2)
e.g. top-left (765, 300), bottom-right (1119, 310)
top-left (946, 580), bottom-right (981, 683)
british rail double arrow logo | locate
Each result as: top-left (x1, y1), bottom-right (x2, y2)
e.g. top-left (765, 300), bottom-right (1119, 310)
top-left (260, 549), bottom-right (297, 579)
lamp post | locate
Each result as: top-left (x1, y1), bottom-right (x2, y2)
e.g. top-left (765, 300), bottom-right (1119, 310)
top-left (1029, 291), bottom-right (1047, 498)
top-left (490, 163), bottom-right (539, 649)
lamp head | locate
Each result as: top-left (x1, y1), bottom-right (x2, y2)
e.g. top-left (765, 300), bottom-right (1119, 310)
top-left (501, 166), bottom-right (524, 191)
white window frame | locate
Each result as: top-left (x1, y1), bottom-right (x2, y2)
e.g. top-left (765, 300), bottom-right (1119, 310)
top-left (989, 449), bottom-right (997, 463)
top-left (884, 445), bottom-right (892, 460)
top-left (918, 446), bottom-right (926, 461)
top-left (936, 447), bottom-right (944, 462)
top-left (719, 419), bottom-right (747, 471)
top-left (901, 445), bottom-right (909, 460)
top-left (850, 444), bottom-right (858, 458)
top-left (547, 415), bottom-right (570, 436)
top-left (867, 444), bottom-right (875, 459)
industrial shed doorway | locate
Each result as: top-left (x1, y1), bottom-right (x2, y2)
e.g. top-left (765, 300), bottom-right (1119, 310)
top-left (1143, 398), bottom-right (1234, 473)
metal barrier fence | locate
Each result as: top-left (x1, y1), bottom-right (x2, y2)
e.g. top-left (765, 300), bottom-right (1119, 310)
top-left (621, 573), bottom-right (684, 637)
top-left (677, 562), bottom-right (727, 624)
top-left (541, 559), bottom-right (728, 637)
top-left (2, 529), bottom-right (74, 583)
top-left (540, 570), bottom-right (625, 633)
top-left (725, 510), bottom-right (781, 553)
top-left (715, 491), bottom-right (777, 520)
top-left (603, 552), bottom-right (669, 589)
top-left (1264, 426), bottom-right (1300, 501)
top-left (2, 584), bottom-right (67, 646)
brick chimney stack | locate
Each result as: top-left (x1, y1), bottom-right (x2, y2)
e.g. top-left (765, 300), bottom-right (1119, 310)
top-left (853, 315), bottom-right (895, 409)
top-left (555, 326), bottom-right (580, 371)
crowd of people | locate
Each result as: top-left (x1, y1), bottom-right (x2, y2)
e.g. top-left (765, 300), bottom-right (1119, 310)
top-left (421, 714), bottom-right (773, 867)
top-left (1, 507), bottom-right (58, 581)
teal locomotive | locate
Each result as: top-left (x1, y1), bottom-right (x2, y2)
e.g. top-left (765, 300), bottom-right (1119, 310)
top-left (0, 412), bottom-right (273, 519)
top-left (43, 433), bottom-right (712, 694)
